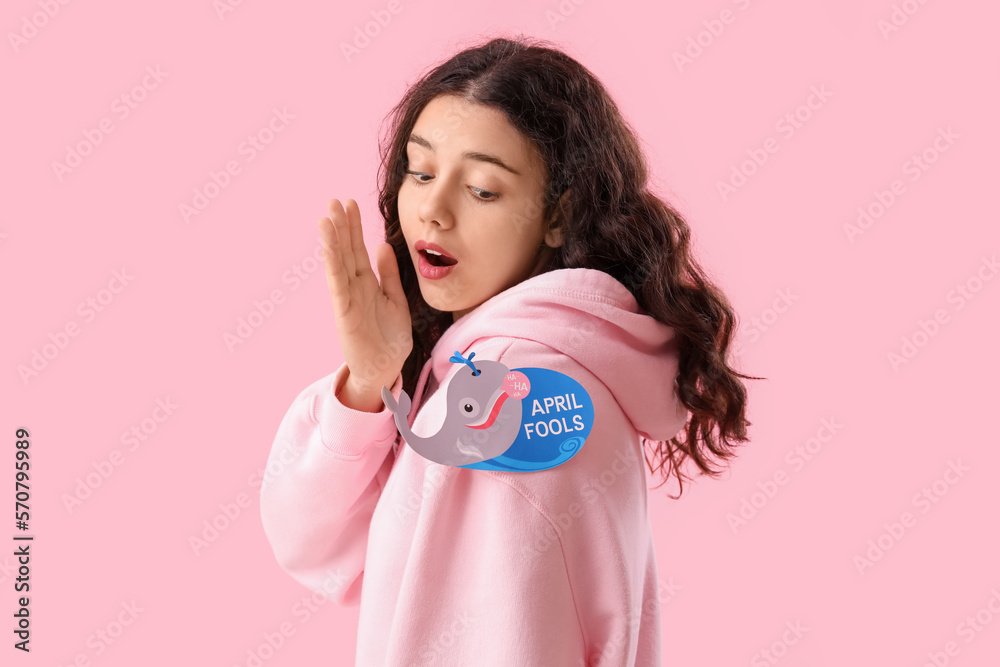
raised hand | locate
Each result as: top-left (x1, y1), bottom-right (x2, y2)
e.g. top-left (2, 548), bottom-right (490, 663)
top-left (319, 198), bottom-right (412, 408)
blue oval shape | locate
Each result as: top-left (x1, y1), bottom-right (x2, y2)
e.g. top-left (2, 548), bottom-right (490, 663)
top-left (460, 367), bottom-right (594, 472)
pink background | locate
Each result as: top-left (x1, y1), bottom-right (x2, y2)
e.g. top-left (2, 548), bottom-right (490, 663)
top-left (4, 1), bottom-right (999, 665)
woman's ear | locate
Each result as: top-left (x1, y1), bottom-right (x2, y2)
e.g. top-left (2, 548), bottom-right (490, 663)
top-left (544, 188), bottom-right (571, 248)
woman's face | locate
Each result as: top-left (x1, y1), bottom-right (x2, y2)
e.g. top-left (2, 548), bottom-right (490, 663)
top-left (398, 94), bottom-right (562, 322)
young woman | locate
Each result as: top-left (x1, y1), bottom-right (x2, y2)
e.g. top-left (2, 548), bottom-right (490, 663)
top-left (261, 35), bottom-right (756, 666)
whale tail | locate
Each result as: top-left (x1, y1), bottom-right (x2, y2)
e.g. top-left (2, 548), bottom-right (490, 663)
top-left (380, 385), bottom-right (411, 417)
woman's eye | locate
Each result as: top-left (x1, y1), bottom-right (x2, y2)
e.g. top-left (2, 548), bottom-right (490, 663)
top-left (404, 170), bottom-right (432, 184)
top-left (403, 170), bottom-right (499, 204)
top-left (469, 187), bottom-right (499, 203)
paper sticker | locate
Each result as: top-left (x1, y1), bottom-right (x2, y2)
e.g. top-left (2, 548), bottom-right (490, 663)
top-left (380, 350), bottom-right (594, 472)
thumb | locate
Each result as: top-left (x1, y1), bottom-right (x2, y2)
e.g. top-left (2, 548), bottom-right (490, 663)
top-left (376, 242), bottom-right (407, 309)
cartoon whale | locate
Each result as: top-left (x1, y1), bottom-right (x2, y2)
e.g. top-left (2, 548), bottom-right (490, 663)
top-left (380, 351), bottom-right (524, 467)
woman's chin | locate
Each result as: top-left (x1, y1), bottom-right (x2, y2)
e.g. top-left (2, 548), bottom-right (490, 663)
top-left (417, 286), bottom-right (463, 315)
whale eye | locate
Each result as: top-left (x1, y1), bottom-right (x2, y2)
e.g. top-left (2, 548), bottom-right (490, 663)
top-left (458, 397), bottom-right (480, 418)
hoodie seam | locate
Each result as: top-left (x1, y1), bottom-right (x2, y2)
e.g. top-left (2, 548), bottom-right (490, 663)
top-left (451, 334), bottom-right (622, 441)
top-left (310, 383), bottom-right (399, 461)
top-left (432, 269), bottom-right (638, 360)
top-left (446, 335), bottom-right (519, 357)
top-left (436, 336), bottom-right (591, 653)
top-left (502, 273), bottom-right (634, 310)
top-left (510, 284), bottom-right (628, 308)
top-left (488, 335), bottom-right (624, 436)
top-left (478, 471), bottom-right (589, 657)
top-left (492, 337), bottom-right (592, 655)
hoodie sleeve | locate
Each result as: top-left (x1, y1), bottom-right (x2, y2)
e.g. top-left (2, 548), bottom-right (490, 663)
top-left (407, 337), bottom-right (657, 666)
top-left (259, 362), bottom-right (404, 606)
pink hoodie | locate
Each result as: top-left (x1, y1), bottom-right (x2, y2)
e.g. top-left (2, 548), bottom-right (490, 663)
top-left (260, 267), bottom-right (689, 666)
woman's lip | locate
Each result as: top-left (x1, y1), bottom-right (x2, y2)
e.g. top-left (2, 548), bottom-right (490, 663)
top-left (418, 248), bottom-right (459, 267)
top-left (415, 239), bottom-right (457, 261)
top-left (417, 251), bottom-right (457, 279)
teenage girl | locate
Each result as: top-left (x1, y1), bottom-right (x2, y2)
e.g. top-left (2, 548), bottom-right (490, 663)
top-left (261, 35), bottom-right (756, 666)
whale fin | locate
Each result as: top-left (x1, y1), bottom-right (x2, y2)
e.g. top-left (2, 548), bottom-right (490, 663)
top-left (455, 438), bottom-right (485, 461)
top-left (380, 385), bottom-right (411, 417)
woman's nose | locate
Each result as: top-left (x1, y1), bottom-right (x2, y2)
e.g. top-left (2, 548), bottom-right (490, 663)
top-left (416, 179), bottom-right (455, 229)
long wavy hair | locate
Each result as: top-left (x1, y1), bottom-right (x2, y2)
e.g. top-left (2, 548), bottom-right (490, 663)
top-left (375, 34), bottom-right (763, 498)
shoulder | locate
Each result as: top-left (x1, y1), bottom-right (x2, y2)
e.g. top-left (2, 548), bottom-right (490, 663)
top-left (477, 337), bottom-right (647, 519)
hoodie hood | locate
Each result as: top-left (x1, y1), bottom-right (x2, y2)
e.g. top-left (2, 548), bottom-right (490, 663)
top-left (428, 267), bottom-right (689, 443)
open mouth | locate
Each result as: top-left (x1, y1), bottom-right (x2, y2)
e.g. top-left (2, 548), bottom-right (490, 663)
top-left (419, 248), bottom-right (458, 267)
top-left (465, 387), bottom-right (509, 430)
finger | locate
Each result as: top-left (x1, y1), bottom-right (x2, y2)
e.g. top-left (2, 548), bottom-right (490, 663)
top-left (345, 199), bottom-right (373, 278)
top-left (318, 214), bottom-right (350, 319)
top-left (376, 242), bottom-right (407, 311)
top-left (328, 198), bottom-right (357, 277)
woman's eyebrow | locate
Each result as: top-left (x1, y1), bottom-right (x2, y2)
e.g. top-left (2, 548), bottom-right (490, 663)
top-left (408, 133), bottom-right (521, 176)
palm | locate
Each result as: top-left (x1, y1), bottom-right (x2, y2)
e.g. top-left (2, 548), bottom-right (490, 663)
top-left (339, 266), bottom-right (407, 346)
top-left (320, 198), bottom-right (412, 385)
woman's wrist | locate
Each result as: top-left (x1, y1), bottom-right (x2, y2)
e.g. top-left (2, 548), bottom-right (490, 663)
top-left (338, 372), bottom-right (393, 413)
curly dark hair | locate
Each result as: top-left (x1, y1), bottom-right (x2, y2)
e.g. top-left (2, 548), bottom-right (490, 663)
top-left (375, 34), bottom-right (763, 498)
